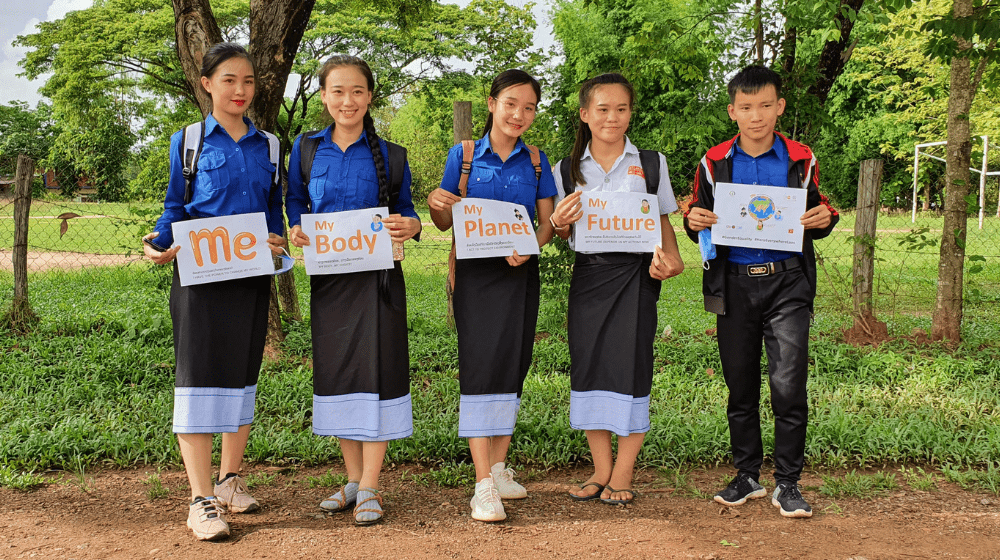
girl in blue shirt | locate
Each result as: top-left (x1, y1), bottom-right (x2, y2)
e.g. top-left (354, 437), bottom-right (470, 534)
top-left (142, 43), bottom-right (286, 542)
top-left (550, 73), bottom-right (684, 506)
top-left (286, 55), bottom-right (421, 526)
top-left (427, 69), bottom-right (557, 523)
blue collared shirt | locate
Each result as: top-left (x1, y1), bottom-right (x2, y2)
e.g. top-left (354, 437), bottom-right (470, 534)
top-left (727, 134), bottom-right (800, 264)
top-left (439, 135), bottom-right (557, 223)
top-left (285, 126), bottom-right (418, 227)
top-left (153, 115), bottom-right (282, 248)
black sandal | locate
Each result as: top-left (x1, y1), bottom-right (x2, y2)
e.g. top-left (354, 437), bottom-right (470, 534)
top-left (568, 481), bottom-right (605, 502)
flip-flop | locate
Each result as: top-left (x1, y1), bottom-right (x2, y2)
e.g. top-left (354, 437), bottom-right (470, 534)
top-left (601, 485), bottom-right (636, 505)
top-left (568, 481), bottom-right (605, 502)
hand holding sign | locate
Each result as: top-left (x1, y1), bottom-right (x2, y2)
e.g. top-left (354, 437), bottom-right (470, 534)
top-left (300, 208), bottom-right (394, 275)
top-left (171, 213), bottom-right (275, 286)
top-left (452, 198), bottom-right (540, 259)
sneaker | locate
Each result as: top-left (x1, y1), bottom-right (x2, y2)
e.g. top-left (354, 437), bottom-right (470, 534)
top-left (470, 478), bottom-right (506, 522)
top-left (491, 462), bottom-right (527, 500)
top-left (772, 483), bottom-right (813, 518)
top-left (214, 474), bottom-right (259, 513)
top-left (714, 473), bottom-right (767, 506)
top-left (187, 496), bottom-right (230, 541)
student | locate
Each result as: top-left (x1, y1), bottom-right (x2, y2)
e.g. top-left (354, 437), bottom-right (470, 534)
top-left (285, 55), bottom-right (421, 526)
top-left (142, 43), bottom-right (286, 541)
top-left (550, 73), bottom-right (684, 505)
top-left (683, 65), bottom-right (838, 519)
top-left (427, 69), bottom-right (557, 522)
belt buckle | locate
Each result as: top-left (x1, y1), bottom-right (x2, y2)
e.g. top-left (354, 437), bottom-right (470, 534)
top-left (747, 263), bottom-right (771, 277)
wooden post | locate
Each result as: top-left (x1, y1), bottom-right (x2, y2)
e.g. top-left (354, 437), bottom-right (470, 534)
top-left (4, 154), bottom-right (39, 332)
top-left (852, 159), bottom-right (883, 317)
top-left (446, 101), bottom-right (474, 329)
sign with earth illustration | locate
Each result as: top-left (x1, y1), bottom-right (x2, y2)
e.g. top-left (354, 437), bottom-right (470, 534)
top-left (711, 182), bottom-right (807, 252)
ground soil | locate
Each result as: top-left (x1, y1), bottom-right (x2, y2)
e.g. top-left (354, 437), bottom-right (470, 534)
top-left (2, 465), bottom-right (997, 560)
top-left (0, 250), bottom-right (140, 272)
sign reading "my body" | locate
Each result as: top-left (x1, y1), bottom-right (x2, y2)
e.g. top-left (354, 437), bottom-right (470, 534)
top-left (300, 208), bottom-right (393, 275)
top-left (172, 212), bottom-right (274, 286)
top-left (452, 198), bottom-right (540, 259)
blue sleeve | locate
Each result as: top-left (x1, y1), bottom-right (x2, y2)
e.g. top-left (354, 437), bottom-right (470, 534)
top-left (536, 150), bottom-right (557, 200)
top-left (267, 142), bottom-right (284, 236)
top-left (392, 160), bottom-right (419, 220)
top-left (439, 143), bottom-right (463, 195)
top-left (151, 130), bottom-right (187, 248)
top-left (285, 135), bottom-right (310, 228)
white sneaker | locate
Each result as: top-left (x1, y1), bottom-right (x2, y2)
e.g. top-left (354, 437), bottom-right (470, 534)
top-left (214, 474), bottom-right (259, 513)
top-left (187, 496), bottom-right (230, 541)
top-left (470, 478), bottom-right (506, 522)
top-left (491, 462), bottom-right (527, 499)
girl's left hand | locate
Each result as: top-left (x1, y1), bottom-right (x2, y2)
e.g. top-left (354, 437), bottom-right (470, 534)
top-left (649, 245), bottom-right (684, 280)
top-left (267, 233), bottom-right (287, 255)
top-left (384, 214), bottom-right (422, 242)
top-left (506, 250), bottom-right (530, 267)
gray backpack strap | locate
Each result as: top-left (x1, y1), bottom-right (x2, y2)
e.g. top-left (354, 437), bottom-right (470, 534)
top-left (559, 158), bottom-right (574, 194)
top-left (181, 121), bottom-right (205, 205)
top-left (298, 131), bottom-right (322, 186)
top-left (263, 131), bottom-right (281, 187)
top-left (637, 150), bottom-right (660, 195)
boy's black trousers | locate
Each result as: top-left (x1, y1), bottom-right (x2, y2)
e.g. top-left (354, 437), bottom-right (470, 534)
top-left (716, 261), bottom-right (812, 486)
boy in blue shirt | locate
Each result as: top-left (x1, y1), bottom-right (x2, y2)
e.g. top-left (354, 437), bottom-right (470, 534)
top-left (684, 66), bottom-right (838, 518)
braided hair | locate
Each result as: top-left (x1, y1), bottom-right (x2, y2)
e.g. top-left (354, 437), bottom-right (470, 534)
top-left (569, 73), bottom-right (635, 187)
top-left (317, 55), bottom-right (391, 209)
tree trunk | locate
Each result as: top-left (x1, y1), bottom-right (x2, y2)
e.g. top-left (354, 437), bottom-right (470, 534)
top-left (446, 101), bottom-right (474, 329)
top-left (923, 183), bottom-right (931, 211)
top-left (806, 0), bottom-right (864, 106)
top-left (171, 0), bottom-right (222, 118)
top-left (754, 0), bottom-right (764, 64)
top-left (3, 154), bottom-right (39, 333)
top-left (932, 0), bottom-right (975, 342)
top-left (852, 159), bottom-right (883, 317)
top-left (781, 26), bottom-right (797, 75)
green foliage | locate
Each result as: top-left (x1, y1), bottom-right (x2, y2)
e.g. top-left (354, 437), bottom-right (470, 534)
top-left (819, 470), bottom-right (900, 498)
top-left (0, 101), bottom-right (59, 175)
top-left (0, 465), bottom-right (47, 491)
top-left (305, 469), bottom-right (349, 488)
top-left (143, 469), bottom-right (169, 499)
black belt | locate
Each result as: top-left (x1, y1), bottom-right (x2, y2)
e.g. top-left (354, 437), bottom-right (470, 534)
top-left (728, 257), bottom-right (802, 277)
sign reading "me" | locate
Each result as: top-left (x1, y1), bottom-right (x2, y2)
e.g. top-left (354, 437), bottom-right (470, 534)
top-left (172, 213), bottom-right (274, 286)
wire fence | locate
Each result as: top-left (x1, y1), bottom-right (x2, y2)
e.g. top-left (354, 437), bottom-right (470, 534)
top-left (3, 163), bottom-right (1000, 319)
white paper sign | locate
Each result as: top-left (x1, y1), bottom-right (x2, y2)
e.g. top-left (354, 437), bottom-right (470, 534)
top-left (574, 192), bottom-right (660, 253)
top-left (300, 208), bottom-right (393, 275)
top-left (452, 198), bottom-right (540, 259)
top-left (711, 182), bottom-right (807, 252)
top-left (172, 213), bottom-right (274, 286)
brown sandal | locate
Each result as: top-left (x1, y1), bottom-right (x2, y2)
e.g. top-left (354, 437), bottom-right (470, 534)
top-left (353, 488), bottom-right (384, 526)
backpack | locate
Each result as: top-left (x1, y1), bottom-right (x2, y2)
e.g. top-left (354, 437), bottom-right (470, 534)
top-left (558, 149), bottom-right (660, 196)
top-left (297, 131), bottom-right (407, 211)
top-left (180, 121), bottom-right (281, 205)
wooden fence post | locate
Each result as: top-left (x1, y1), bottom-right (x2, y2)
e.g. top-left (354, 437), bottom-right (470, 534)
top-left (4, 154), bottom-right (39, 332)
top-left (852, 159), bottom-right (883, 318)
top-left (446, 101), bottom-right (473, 329)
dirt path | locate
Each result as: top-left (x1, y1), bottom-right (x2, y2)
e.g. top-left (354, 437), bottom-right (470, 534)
top-left (0, 249), bottom-right (140, 272)
top-left (1, 465), bottom-right (997, 559)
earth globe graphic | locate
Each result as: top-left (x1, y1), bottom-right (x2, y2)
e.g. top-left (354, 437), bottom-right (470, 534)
top-left (747, 195), bottom-right (775, 230)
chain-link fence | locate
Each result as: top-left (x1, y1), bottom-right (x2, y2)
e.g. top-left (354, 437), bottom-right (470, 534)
top-left (4, 158), bottom-right (1000, 319)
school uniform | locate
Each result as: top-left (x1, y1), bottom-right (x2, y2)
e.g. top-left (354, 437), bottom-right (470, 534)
top-left (553, 138), bottom-right (678, 436)
top-left (286, 126), bottom-right (418, 442)
top-left (440, 135), bottom-right (557, 437)
top-left (683, 132), bottom-right (839, 486)
top-left (152, 115), bottom-right (283, 434)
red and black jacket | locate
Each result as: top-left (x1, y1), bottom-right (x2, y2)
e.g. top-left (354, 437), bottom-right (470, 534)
top-left (682, 132), bottom-right (839, 315)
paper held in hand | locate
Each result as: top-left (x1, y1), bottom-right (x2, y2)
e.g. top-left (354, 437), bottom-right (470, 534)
top-left (711, 182), bottom-right (807, 253)
top-left (574, 192), bottom-right (660, 253)
top-left (452, 198), bottom-right (540, 259)
top-left (300, 208), bottom-right (394, 275)
top-left (172, 212), bottom-right (274, 286)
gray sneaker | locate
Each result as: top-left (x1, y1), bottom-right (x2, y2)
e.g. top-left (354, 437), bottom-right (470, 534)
top-left (214, 474), bottom-right (259, 513)
top-left (187, 496), bottom-right (230, 541)
top-left (772, 483), bottom-right (813, 518)
top-left (714, 473), bottom-right (766, 506)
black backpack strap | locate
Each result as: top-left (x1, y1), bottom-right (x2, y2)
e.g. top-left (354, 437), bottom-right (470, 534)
top-left (385, 141), bottom-right (419, 242)
top-left (638, 150), bottom-right (660, 195)
top-left (559, 158), bottom-right (574, 194)
top-left (181, 121), bottom-right (205, 205)
top-left (298, 131), bottom-right (322, 186)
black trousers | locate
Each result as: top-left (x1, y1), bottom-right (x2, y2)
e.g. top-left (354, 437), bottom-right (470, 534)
top-left (717, 265), bottom-right (811, 485)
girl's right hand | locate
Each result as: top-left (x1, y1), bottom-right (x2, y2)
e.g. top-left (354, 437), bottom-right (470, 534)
top-left (142, 232), bottom-right (181, 265)
top-left (427, 188), bottom-right (462, 212)
top-left (289, 225), bottom-right (311, 248)
top-left (552, 190), bottom-right (584, 229)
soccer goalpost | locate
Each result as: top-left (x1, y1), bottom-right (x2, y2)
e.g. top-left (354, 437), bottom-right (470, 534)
top-left (912, 135), bottom-right (1000, 228)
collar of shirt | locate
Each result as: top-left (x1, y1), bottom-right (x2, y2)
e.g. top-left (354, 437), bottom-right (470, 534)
top-left (203, 114), bottom-right (265, 142)
top-left (476, 134), bottom-right (529, 160)
top-left (581, 136), bottom-right (639, 171)
top-left (729, 132), bottom-right (786, 163)
top-left (308, 125), bottom-right (371, 149)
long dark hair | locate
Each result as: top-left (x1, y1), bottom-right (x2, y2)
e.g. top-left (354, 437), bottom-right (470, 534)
top-left (317, 55), bottom-right (390, 208)
top-left (568, 73), bottom-right (635, 187)
top-left (200, 43), bottom-right (254, 88)
top-left (482, 69), bottom-right (541, 139)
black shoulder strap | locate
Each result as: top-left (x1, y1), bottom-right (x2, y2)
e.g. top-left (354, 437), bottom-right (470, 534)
top-left (638, 150), bottom-right (659, 195)
top-left (386, 141), bottom-right (406, 210)
top-left (181, 121), bottom-right (206, 205)
top-left (559, 158), bottom-right (574, 194)
top-left (299, 131), bottom-right (322, 186)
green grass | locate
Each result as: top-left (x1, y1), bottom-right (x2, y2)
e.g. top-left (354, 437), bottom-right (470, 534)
top-left (818, 470), bottom-right (899, 498)
top-left (143, 469), bottom-right (170, 500)
top-left (1, 257), bottom-right (1000, 488)
top-left (305, 469), bottom-right (349, 489)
